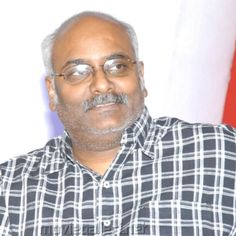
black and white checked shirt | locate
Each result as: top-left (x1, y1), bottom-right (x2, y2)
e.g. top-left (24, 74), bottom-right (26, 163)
top-left (1, 107), bottom-right (236, 236)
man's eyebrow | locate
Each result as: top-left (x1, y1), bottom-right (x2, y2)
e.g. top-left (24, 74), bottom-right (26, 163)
top-left (105, 53), bottom-right (130, 60)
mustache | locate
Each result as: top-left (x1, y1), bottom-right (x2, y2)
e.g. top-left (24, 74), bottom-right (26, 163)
top-left (83, 93), bottom-right (128, 112)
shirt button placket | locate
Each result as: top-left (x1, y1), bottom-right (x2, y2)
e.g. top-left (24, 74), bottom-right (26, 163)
top-left (102, 219), bottom-right (112, 234)
top-left (103, 220), bottom-right (111, 227)
top-left (94, 181), bottom-right (102, 236)
top-left (103, 181), bottom-right (110, 189)
top-left (101, 181), bottom-right (113, 234)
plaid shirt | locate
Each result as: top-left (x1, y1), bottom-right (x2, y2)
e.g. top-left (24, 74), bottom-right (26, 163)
top-left (1, 107), bottom-right (236, 236)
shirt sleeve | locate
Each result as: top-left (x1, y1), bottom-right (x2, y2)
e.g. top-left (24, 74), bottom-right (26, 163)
top-left (0, 169), bottom-right (12, 236)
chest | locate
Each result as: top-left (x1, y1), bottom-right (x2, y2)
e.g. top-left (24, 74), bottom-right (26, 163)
top-left (6, 148), bottom-right (236, 235)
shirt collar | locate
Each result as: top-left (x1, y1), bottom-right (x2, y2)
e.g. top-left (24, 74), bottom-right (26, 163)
top-left (120, 106), bottom-right (163, 159)
top-left (120, 106), bottom-right (151, 147)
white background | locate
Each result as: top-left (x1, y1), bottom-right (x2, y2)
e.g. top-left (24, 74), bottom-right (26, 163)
top-left (0, 0), bottom-right (235, 162)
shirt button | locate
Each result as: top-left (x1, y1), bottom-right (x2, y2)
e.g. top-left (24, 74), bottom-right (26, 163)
top-left (103, 181), bottom-right (110, 188)
top-left (103, 220), bottom-right (111, 227)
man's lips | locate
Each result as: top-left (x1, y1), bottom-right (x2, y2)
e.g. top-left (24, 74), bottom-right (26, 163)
top-left (89, 102), bottom-right (120, 112)
top-left (95, 103), bottom-right (116, 108)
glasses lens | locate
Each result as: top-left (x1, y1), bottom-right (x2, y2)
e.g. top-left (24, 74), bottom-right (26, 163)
top-left (104, 58), bottom-right (135, 77)
top-left (64, 64), bottom-right (92, 83)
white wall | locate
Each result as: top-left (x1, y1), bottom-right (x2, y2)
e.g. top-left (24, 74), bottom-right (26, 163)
top-left (0, 0), bottom-right (235, 162)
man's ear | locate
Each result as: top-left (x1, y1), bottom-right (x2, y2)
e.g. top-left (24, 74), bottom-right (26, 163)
top-left (138, 61), bottom-right (148, 97)
top-left (45, 76), bottom-right (57, 111)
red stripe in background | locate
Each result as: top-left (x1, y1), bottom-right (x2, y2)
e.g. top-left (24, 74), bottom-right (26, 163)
top-left (222, 48), bottom-right (236, 127)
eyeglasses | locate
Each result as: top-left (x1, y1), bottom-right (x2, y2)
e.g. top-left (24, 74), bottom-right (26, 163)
top-left (52, 57), bottom-right (137, 84)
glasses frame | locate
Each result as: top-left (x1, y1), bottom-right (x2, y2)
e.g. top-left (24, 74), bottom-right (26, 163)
top-left (51, 57), bottom-right (138, 84)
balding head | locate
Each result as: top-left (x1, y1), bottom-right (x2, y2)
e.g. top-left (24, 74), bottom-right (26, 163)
top-left (44, 11), bottom-right (147, 151)
top-left (41, 11), bottom-right (139, 75)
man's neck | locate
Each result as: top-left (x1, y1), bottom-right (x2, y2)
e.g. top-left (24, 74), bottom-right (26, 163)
top-left (68, 126), bottom-right (124, 175)
top-left (72, 145), bottom-right (120, 176)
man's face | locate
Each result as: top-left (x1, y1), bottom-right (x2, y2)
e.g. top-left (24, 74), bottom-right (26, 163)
top-left (46, 16), bottom-right (147, 138)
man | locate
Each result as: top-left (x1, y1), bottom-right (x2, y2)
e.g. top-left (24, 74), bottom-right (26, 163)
top-left (0, 11), bottom-right (235, 236)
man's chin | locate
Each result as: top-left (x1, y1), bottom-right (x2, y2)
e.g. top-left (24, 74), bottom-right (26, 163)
top-left (86, 125), bottom-right (126, 136)
top-left (84, 119), bottom-right (132, 136)
top-left (86, 109), bottom-right (141, 136)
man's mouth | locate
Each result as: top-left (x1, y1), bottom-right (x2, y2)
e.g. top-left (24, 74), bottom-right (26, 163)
top-left (83, 93), bottom-right (128, 112)
top-left (95, 103), bottom-right (116, 108)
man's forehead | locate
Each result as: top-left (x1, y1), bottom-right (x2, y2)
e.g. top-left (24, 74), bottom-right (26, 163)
top-left (57, 15), bottom-right (126, 38)
top-left (53, 15), bottom-right (133, 56)
top-left (51, 14), bottom-right (135, 71)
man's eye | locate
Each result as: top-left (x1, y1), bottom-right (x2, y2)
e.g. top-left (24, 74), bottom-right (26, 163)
top-left (115, 63), bottom-right (127, 70)
top-left (72, 65), bottom-right (91, 75)
top-left (108, 62), bottom-right (129, 74)
top-left (71, 69), bottom-right (89, 76)
top-left (64, 65), bottom-right (92, 83)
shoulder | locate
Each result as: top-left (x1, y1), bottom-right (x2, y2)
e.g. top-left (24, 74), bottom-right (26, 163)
top-left (154, 116), bottom-right (236, 136)
top-left (0, 135), bottom-right (66, 185)
top-left (149, 117), bottom-right (236, 173)
top-left (152, 116), bottom-right (236, 149)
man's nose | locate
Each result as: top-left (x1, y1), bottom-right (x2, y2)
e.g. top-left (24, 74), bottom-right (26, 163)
top-left (89, 69), bottom-right (114, 94)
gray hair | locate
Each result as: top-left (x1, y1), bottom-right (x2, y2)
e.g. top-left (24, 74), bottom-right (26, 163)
top-left (41, 11), bottom-right (139, 75)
